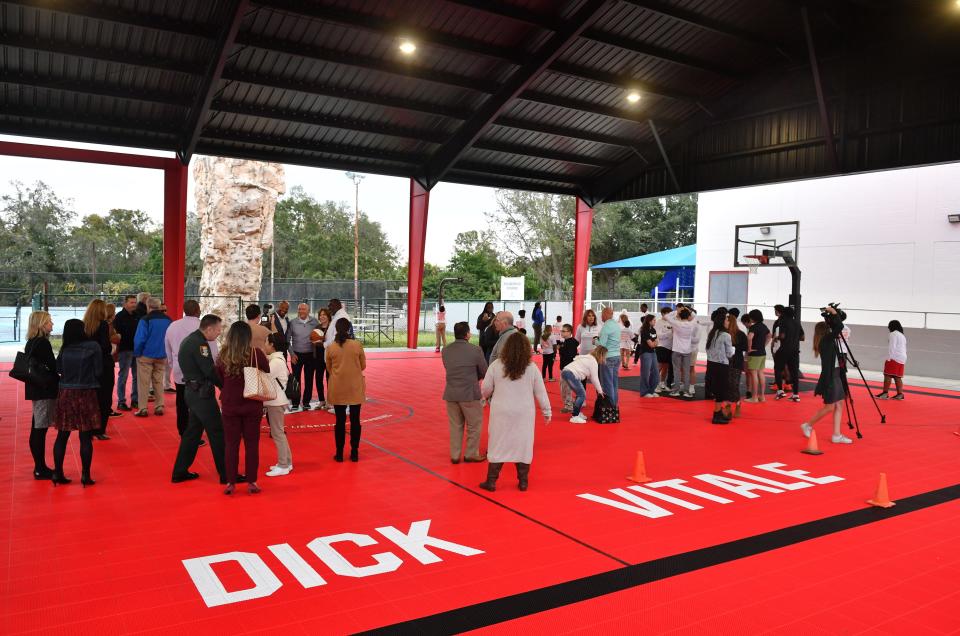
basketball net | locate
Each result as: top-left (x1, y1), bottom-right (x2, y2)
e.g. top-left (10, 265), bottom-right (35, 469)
top-left (748, 263), bottom-right (758, 275)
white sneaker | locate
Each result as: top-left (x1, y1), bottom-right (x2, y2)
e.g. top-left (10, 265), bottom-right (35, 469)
top-left (265, 466), bottom-right (292, 477)
top-left (831, 434), bottom-right (853, 444)
top-left (669, 389), bottom-right (681, 396)
top-left (801, 423), bottom-right (812, 438)
top-left (569, 414), bottom-right (587, 424)
top-left (686, 389), bottom-right (696, 397)
top-left (656, 382), bottom-right (666, 391)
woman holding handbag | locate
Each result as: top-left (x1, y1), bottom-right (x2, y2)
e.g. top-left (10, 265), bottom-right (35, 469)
top-left (263, 333), bottom-right (293, 477)
top-left (326, 318), bottom-right (366, 462)
top-left (216, 321), bottom-right (270, 495)
top-left (23, 311), bottom-right (58, 479)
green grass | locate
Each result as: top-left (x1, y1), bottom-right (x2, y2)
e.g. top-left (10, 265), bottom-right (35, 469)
top-left (358, 331), bottom-right (481, 348)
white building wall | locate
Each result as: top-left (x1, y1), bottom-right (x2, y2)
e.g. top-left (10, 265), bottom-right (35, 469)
top-left (694, 162), bottom-right (960, 329)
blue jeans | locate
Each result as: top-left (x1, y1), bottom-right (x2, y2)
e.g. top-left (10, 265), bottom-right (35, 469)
top-left (117, 351), bottom-right (138, 406)
top-left (561, 370), bottom-right (587, 416)
top-left (602, 356), bottom-right (620, 406)
top-left (639, 351), bottom-right (658, 395)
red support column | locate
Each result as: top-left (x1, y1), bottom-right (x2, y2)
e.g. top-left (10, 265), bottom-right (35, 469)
top-left (572, 197), bottom-right (594, 327)
top-left (163, 160), bottom-right (188, 320)
top-left (406, 179), bottom-right (430, 349)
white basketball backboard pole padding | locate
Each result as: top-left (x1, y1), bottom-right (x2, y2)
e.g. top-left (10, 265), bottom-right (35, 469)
top-left (500, 276), bottom-right (525, 301)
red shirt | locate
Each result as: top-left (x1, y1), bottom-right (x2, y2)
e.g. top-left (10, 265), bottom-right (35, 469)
top-left (216, 348), bottom-right (269, 417)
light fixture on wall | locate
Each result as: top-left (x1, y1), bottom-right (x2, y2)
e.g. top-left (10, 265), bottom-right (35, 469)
top-left (760, 226), bottom-right (771, 235)
top-left (948, 213), bottom-right (960, 223)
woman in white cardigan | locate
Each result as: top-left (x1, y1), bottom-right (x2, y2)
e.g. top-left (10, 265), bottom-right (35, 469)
top-left (263, 333), bottom-right (293, 476)
top-left (479, 332), bottom-right (552, 492)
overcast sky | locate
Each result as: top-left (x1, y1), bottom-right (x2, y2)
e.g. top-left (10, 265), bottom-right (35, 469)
top-left (0, 134), bottom-right (495, 266)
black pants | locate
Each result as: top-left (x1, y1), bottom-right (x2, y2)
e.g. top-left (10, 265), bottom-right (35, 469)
top-left (532, 324), bottom-right (543, 352)
top-left (541, 353), bottom-right (555, 379)
top-left (172, 391), bottom-right (226, 480)
top-left (175, 383), bottom-right (189, 436)
top-left (97, 364), bottom-right (114, 433)
top-left (333, 404), bottom-right (361, 453)
top-left (775, 349), bottom-right (801, 392)
top-left (53, 429), bottom-right (93, 476)
top-left (291, 351), bottom-right (315, 407)
top-left (314, 347), bottom-right (326, 402)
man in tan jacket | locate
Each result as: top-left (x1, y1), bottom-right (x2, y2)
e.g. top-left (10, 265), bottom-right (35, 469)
top-left (441, 322), bottom-right (488, 464)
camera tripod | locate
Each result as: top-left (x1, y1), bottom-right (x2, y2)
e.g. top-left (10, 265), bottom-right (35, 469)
top-left (835, 329), bottom-right (887, 439)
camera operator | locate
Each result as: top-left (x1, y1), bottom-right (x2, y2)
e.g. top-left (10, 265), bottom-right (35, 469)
top-left (800, 304), bottom-right (853, 445)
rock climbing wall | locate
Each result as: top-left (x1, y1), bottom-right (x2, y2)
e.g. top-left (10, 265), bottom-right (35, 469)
top-left (194, 156), bottom-right (285, 324)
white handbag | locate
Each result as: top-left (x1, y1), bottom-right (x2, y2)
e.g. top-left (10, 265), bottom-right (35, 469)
top-left (243, 349), bottom-right (276, 402)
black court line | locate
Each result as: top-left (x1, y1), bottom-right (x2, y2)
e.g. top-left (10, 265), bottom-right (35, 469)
top-left (362, 439), bottom-right (630, 568)
top-left (357, 483), bottom-right (960, 635)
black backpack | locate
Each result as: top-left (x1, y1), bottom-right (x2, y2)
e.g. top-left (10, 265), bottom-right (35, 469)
top-left (283, 372), bottom-right (300, 402)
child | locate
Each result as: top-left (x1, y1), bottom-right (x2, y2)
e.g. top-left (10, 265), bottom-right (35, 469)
top-left (264, 333), bottom-right (293, 476)
top-left (655, 306), bottom-right (674, 391)
top-left (553, 315), bottom-right (563, 338)
top-left (540, 325), bottom-right (557, 381)
top-left (618, 313), bottom-right (634, 370)
top-left (876, 320), bottom-right (907, 400)
top-left (515, 309), bottom-right (526, 332)
top-left (435, 304), bottom-right (447, 353)
top-left (558, 324), bottom-right (579, 413)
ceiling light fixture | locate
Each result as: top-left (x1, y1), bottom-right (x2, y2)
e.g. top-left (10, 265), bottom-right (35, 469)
top-left (398, 40), bottom-right (416, 55)
top-left (625, 91), bottom-right (642, 104)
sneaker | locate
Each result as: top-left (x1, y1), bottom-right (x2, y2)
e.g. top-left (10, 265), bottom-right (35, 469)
top-left (789, 394), bottom-right (800, 402)
top-left (875, 392), bottom-right (889, 400)
top-left (775, 390), bottom-right (786, 400)
top-left (801, 422), bottom-right (813, 438)
top-left (265, 466), bottom-right (292, 477)
top-left (109, 410), bottom-right (123, 417)
top-left (288, 405), bottom-right (301, 412)
top-left (134, 409), bottom-right (148, 417)
top-left (831, 434), bottom-right (853, 444)
top-left (642, 393), bottom-right (658, 398)
top-left (669, 389), bottom-right (681, 396)
top-left (656, 382), bottom-right (666, 391)
top-left (686, 389), bottom-right (696, 398)
top-left (711, 412), bottom-right (730, 425)
top-left (117, 404), bottom-right (131, 412)
top-left (569, 414), bottom-right (587, 424)
top-left (154, 406), bottom-right (164, 416)
top-left (892, 393), bottom-right (905, 401)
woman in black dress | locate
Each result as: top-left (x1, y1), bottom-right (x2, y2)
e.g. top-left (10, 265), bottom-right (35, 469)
top-left (52, 319), bottom-right (103, 485)
top-left (83, 299), bottom-right (116, 440)
top-left (801, 305), bottom-right (853, 445)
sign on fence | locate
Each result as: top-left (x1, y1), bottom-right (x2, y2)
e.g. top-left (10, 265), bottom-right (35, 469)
top-left (500, 276), bottom-right (525, 301)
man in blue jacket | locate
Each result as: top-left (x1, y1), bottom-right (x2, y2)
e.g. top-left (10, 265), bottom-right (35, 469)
top-left (134, 297), bottom-right (173, 417)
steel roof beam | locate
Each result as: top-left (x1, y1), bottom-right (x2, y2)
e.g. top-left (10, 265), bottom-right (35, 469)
top-left (2, 34), bottom-right (201, 75)
top-left (179, 0), bottom-right (250, 164)
top-left (454, 160), bottom-right (590, 186)
top-left (420, 0), bottom-right (614, 188)
top-left (443, 170), bottom-right (580, 196)
top-left (517, 90), bottom-right (680, 126)
top-left (471, 140), bottom-right (621, 168)
top-left (623, 0), bottom-right (794, 59)
top-left (0, 104), bottom-right (180, 135)
top-left (235, 32), bottom-right (499, 93)
top-left (548, 61), bottom-right (703, 102)
top-left (220, 69), bottom-right (472, 120)
top-left (440, 0), bottom-right (563, 31)
top-left (201, 129), bottom-right (422, 165)
top-left (254, 0), bottom-right (527, 65)
top-left (0, 0), bottom-right (219, 39)
top-left (580, 28), bottom-right (739, 78)
top-left (211, 100), bottom-right (449, 144)
top-left (194, 141), bottom-right (418, 179)
top-left (0, 71), bottom-right (191, 107)
top-left (0, 121), bottom-right (177, 153)
top-left (493, 116), bottom-right (644, 148)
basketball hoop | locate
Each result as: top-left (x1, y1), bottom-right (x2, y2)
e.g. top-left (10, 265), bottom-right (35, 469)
top-left (744, 254), bottom-right (768, 274)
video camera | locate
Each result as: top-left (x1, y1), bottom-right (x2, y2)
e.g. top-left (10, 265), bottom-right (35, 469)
top-left (820, 302), bottom-right (847, 323)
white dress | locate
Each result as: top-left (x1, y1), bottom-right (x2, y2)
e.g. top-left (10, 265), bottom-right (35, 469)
top-left (481, 361), bottom-right (551, 463)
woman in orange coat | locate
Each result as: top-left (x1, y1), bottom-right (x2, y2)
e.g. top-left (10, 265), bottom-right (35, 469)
top-left (325, 318), bottom-right (366, 462)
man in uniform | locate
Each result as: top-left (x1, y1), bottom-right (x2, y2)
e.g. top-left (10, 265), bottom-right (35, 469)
top-left (171, 314), bottom-right (240, 484)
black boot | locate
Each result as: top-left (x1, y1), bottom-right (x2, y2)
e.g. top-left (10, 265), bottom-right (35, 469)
top-left (711, 409), bottom-right (730, 425)
top-left (29, 426), bottom-right (53, 479)
top-left (478, 463), bottom-right (503, 492)
top-left (516, 463), bottom-right (530, 491)
top-left (81, 471), bottom-right (95, 487)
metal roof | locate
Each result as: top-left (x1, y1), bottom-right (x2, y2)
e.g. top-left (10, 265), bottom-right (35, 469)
top-left (1, 0), bottom-right (958, 204)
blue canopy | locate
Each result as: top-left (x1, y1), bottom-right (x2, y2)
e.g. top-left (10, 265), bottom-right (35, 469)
top-left (591, 244), bottom-right (696, 270)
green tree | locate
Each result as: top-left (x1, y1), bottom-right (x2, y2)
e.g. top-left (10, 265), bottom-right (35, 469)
top-left (441, 230), bottom-right (504, 299)
top-left (0, 180), bottom-right (75, 274)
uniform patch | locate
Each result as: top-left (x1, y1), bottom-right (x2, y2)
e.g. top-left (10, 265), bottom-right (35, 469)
top-left (200, 345), bottom-right (210, 357)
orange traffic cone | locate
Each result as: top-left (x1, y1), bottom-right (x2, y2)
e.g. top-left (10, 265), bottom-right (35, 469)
top-left (626, 451), bottom-right (652, 483)
top-left (867, 472), bottom-right (896, 508)
top-left (801, 430), bottom-right (824, 455)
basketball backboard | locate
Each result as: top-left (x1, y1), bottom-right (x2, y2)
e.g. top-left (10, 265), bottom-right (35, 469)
top-left (734, 221), bottom-right (799, 267)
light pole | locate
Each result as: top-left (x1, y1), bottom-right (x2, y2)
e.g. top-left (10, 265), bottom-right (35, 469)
top-left (344, 171), bottom-right (365, 304)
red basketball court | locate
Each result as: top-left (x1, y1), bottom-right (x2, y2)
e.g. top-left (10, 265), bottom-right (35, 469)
top-left (1, 352), bottom-right (958, 634)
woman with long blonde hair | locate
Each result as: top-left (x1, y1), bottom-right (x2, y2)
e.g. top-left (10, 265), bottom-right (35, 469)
top-left (83, 298), bottom-right (117, 439)
top-left (23, 311), bottom-right (58, 479)
top-left (479, 331), bottom-right (552, 492)
top-left (216, 321), bottom-right (269, 494)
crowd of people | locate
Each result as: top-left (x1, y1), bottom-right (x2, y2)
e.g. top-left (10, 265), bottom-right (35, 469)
top-left (18, 296), bottom-right (365, 494)
top-left (439, 301), bottom-right (909, 492)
